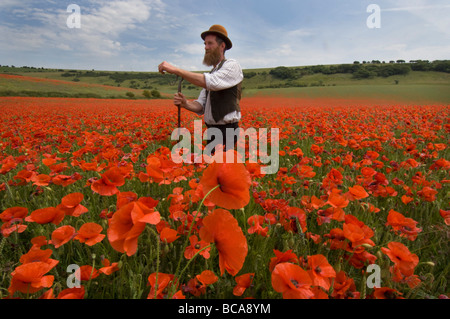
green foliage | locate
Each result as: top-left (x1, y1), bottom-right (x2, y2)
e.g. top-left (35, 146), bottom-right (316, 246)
top-left (151, 89), bottom-right (161, 98)
top-left (270, 66), bottom-right (297, 79)
top-left (125, 92), bottom-right (135, 99)
top-left (142, 90), bottom-right (151, 98)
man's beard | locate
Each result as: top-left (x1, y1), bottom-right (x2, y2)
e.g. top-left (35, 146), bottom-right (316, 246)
top-left (203, 46), bottom-right (222, 67)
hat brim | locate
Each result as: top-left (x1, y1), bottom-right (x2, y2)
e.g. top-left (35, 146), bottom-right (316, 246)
top-left (201, 31), bottom-right (232, 50)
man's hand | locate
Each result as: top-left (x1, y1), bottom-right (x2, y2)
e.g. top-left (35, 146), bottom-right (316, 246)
top-left (158, 61), bottom-right (178, 75)
top-left (159, 61), bottom-right (207, 89)
top-left (174, 92), bottom-right (187, 109)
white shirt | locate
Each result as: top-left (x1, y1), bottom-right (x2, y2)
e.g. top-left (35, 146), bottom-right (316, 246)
top-left (195, 59), bottom-right (244, 125)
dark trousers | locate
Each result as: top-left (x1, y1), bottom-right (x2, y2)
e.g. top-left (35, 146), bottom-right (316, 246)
top-left (205, 122), bottom-right (239, 154)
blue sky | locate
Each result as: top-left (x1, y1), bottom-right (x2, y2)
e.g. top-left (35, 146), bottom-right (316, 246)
top-left (0, 0), bottom-right (449, 72)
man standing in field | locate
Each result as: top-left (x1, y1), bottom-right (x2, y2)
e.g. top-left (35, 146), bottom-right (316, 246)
top-left (158, 24), bottom-right (243, 153)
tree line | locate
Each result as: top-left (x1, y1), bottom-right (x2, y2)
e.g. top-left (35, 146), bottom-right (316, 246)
top-left (265, 60), bottom-right (450, 80)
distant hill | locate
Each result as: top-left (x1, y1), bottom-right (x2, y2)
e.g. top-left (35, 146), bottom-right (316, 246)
top-left (1, 60), bottom-right (449, 103)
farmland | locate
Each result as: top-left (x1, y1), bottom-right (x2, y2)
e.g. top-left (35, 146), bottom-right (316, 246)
top-left (1, 60), bottom-right (450, 103)
top-left (0, 62), bottom-right (449, 300)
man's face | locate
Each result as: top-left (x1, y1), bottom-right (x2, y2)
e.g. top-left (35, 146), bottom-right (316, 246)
top-left (203, 35), bottom-right (223, 67)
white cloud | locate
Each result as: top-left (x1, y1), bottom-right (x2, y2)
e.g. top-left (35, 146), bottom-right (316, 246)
top-left (0, 0), bottom-right (156, 60)
top-left (0, 0), bottom-right (448, 71)
top-left (382, 4), bottom-right (450, 12)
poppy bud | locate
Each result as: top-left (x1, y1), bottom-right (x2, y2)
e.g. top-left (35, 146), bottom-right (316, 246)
top-left (376, 250), bottom-right (382, 260)
top-left (164, 243), bottom-right (170, 255)
top-left (288, 237), bottom-right (295, 247)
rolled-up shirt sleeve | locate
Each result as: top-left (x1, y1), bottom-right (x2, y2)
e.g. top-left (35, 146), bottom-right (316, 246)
top-left (204, 59), bottom-right (243, 91)
top-left (194, 88), bottom-right (207, 115)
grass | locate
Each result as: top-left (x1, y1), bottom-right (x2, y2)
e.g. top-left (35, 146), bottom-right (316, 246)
top-left (243, 84), bottom-right (450, 104)
top-left (1, 65), bottom-right (449, 103)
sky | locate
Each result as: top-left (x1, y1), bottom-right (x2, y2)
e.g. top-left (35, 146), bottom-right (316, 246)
top-left (0, 0), bottom-right (449, 72)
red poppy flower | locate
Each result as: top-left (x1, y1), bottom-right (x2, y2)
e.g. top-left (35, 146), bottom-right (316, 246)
top-left (343, 215), bottom-right (375, 252)
top-left (78, 265), bottom-right (100, 281)
top-left (199, 209), bottom-right (248, 276)
top-left (247, 215), bottom-right (269, 237)
top-left (51, 174), bottom-right (80, 187)
top-left (39, 288), bottom-right (55, 299)
top-left (440, 209), bottom-right (450, 225)
top-left (25, 207), bottom-right (65, 225)
top-left (326, 189), bottom-right (349, 208)
top-left (99, 258), bottom-right (120, 275)
top-left (141, 156), bottom-right (164, 183)
top-left (269, 249), bottom-right (299, 272)
top-left (116, 191), bottom-right (138, 209)
top-left (346, 185), bottom-right (369, 200)
top-left (381, 242), bottom-right (419, 277)
top-left (74, 222), bottom-right (105, 246)
top-left (0, 206), bottom-right (28, 222)
top-left (184, 235), bottom-right (211, 260)
top-left (307, 254), bottom-right (336, 290)
top-left (147, 272), bottom-right (175, 299)
top-left (57, 287), bottom-right (86, 299)
top-left (199, 161), bottom-right (251, 210)
top-left (57, 192), bottom-right (88, 217)
top-left (0, 206), bottom-right (28, 237)
top-left (271, 262), bottom-right (313, 299)
top-left (91, 166), bottom-right (125, 196)
top-left (160, 227), bottom-right (180, 244)
top-left (361, 167), bottom-right (376, 177)
top-left (282, 206), bottom-right (307, 233)
top-left (19, 247), bottom-right (59, 270)
top-left (8, 262), bottom-right (56, 295)
top-left (30, 236), bottom-right (49, 248)
top-left (184, 278), bottom-right (206, 297)
top-left (390, 265), bottom-right (422, 288)
top-left (401, 195), bottom-right (414, 205)
top-left (331, 271), bottom-right (360, 299)
top-left (246, 162), bottom-right (265, 178)
top-left (372, 287), bottom-right (404, 299)
top-left (32, 174), bottom-right (52, 187)
top-left (107, 201), bottom-right (160, 256)
top-left (196, 270), bottom-right (218, 286)
top-left (417, 186), bottom-right (438, 202)
top-left (51, 225), bottom-right (76, 248)
top-left (386, 209), bottom-right (422, 241)
top-left (233, 273), bottom-right (255, 296)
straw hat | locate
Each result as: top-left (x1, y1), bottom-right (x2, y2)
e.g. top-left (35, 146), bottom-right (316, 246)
top-left (201, 24), bottom-right (232, 50)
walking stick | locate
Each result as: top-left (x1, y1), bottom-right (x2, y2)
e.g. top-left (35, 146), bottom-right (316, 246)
top-left (177, 77), bottom-right (184, 129)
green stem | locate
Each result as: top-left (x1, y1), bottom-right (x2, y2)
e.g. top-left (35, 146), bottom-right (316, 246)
top-left (3, 179), bottom-right (14, 200)
top-left (148, 227), bottom-right (161, 299)
top-left (176, 244), bottom-right (213, 287)
top-left (0, 237), bottom-right (6, 256)
top-left (86, 254), bottom-right (96, 296)
top-left (197, 184), bottom-right (221, 216)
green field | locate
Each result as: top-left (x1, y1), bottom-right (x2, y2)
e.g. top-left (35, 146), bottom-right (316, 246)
top-left (1, 61), bottom-right (449, 103)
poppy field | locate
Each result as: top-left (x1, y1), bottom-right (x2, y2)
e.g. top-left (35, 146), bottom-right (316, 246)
top-left (0, 96), bottom-right (449, 299)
